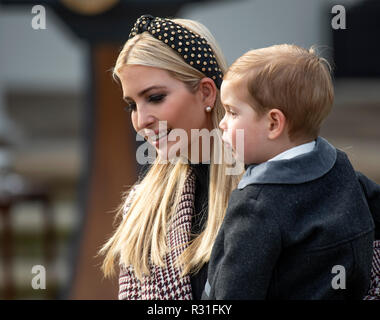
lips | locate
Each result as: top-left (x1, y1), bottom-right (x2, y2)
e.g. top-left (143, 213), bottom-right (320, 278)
top-left (151, 131), bottom-right (164, 141)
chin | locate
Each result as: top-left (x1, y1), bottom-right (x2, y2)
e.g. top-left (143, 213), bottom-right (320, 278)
top-left (234, 154), bottom-right (246, 163)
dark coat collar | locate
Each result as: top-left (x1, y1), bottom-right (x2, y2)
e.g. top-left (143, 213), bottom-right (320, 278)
top-left (238, 137), bottom-right (337, 189)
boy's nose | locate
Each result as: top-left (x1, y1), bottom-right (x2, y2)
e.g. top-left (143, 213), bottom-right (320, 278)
top-left (219, 116), bottom-right (227, 130)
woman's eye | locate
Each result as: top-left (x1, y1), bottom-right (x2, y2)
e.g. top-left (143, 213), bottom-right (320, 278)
top-left (148, 94), bottom-right (166, 103)
top-left (124, 103), bottom-right (136, 113)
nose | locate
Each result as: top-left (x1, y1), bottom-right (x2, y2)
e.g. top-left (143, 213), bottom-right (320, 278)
top-left (219, 115), bottom-right (227, 130)
top-left (135, 107), bottom-right (155, 130)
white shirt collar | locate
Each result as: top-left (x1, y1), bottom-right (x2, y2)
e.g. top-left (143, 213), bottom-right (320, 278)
top-left (267, 140), bottom-right (316, 162)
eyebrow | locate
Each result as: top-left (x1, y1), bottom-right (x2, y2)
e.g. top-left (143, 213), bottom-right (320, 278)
top-left (123, 85), bottom-right (166, 101)
top-left (223, 103), bottom-right (234, 110)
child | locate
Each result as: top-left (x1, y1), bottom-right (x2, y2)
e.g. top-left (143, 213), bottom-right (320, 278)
top-left (202, 44), bottom-right (379, 299)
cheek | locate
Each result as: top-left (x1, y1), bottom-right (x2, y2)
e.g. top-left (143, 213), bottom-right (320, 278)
top-left (230, 119), bottom-right (242, 136)
top-left (235, 120), bottom-right (251, 149)
top-left (222, 120), bottom-right (234, 140)
top-left (171, 103), bottom-right (205, 130)
top-left (162, 97), bottom-right (188, 124)
top-left (131, 113), bottom-right (138, 131)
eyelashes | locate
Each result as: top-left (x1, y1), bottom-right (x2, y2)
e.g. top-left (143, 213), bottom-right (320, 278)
top-left (148, 94), bottom-right (166, 103)
top-left (124, 103), bottom-right (136, 112)
top-left (124, 94), bottom-right (166, 113)
top-left (225, 109), bottom-right (237, 117)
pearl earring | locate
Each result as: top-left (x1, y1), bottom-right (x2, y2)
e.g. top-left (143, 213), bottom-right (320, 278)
top-left (205, 106), bottom-right (212, 112)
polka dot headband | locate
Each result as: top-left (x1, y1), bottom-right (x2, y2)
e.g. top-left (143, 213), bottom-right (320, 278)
top-left (128, 15), bottom-right (223, 88)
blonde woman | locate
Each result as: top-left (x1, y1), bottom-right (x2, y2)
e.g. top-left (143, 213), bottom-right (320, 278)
top-left (99, 15), bottom-right (241, 300)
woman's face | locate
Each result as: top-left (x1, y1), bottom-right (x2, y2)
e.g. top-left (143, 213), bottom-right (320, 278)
top-left (118, 65), bottom-right (212, 162)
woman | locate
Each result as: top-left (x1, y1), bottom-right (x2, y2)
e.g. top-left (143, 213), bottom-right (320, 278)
top-left (99, 15), bottom-right (241, 300)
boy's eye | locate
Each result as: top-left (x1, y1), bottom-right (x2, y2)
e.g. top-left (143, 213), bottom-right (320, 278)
top-left (227, 110), bottom-right (237, 117)
top-left (148, 94), bottom-right (166, 103)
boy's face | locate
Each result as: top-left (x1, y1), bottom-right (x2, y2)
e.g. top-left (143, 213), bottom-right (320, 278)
top-left (219, 79), bottom-right (270, 164)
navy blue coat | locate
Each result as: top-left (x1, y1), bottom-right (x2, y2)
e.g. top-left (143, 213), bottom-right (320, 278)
top-left (202, 137), bottom-right (378, 300)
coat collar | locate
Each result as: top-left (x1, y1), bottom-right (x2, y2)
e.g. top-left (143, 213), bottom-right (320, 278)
top-left (238, 137), bottom-right (337, 189)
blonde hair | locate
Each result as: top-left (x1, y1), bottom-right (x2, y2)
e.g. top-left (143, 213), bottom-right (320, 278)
top-left (99, 18), bottom-right (241, 279)
top-left (225, 44), bottom-right (334, 141)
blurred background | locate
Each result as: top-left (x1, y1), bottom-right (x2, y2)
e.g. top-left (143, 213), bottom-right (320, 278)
top-left (0, 0), bottom-right (378, 300)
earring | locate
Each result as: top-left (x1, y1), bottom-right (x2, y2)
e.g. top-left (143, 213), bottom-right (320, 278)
top-left (205, 106), bottom-right (212, 112)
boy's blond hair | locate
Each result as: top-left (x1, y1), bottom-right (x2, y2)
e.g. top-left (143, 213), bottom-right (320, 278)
top-left (225, 44), bottom-right (334, 141)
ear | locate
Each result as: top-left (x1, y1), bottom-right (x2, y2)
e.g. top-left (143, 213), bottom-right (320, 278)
top-left (267, 108), bottom-right (287, 140)
top-left (197, 77), bottom-right (217, 107)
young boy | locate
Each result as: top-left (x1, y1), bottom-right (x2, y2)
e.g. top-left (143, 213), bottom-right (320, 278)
top-left (202, 44), bottom-right (379, 299)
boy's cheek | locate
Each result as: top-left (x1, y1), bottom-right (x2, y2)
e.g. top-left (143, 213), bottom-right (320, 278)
top-left (232, 130), bottom-right (247, 161)
top-left (232, 144), bottom-right (246, 162)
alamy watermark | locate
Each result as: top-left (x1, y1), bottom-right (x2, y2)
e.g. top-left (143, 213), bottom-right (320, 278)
top-left (135, 121), bottom-right (245, 175)
top-left (31, 265), bottom-right (46, 290)
top-left (331, 265), bottom-right (346, 290)
top-left (31, 5), bottom-right (46, 30)
top-left (331, 5), bottom-right (346, 30)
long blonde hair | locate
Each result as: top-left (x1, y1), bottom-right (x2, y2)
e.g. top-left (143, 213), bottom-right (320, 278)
top-left (99, 18), bottom-right (241, 279)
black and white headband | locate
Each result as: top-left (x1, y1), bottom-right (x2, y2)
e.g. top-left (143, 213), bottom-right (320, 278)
top-left (128, 15), bottom-right (223, 88)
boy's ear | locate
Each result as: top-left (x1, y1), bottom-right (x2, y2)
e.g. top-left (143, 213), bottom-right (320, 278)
top-left (267, 108), bottom-right (287, 140)
top-left (198, 77), bottom-right (217, 107)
